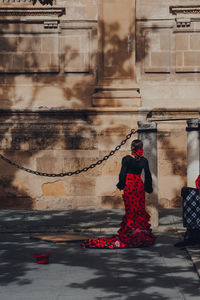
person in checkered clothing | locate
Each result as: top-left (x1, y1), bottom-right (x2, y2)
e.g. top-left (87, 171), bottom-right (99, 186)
top-left (175, 175), bottom-right (200, 247)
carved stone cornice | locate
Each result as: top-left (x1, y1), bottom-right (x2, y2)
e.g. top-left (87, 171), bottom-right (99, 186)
top-left (0, 7), bottom-right (65, 17)
top-left (170, 6), bottom-right (200, 15)
top-left (169, 6), bottom-right (200, 29)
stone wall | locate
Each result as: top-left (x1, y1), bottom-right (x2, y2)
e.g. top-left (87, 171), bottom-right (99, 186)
top-left (136, 0), bottom-right (200, 107)
top-left (136, 0), bottom-right (200, 208)
top-left (0, 0), bottom-right (98, 110)
top-left (0, 0), bottom-right (199, 223)
top-left (0, 110), bottom-right (140, 210)
top-left (0, 0), bottom-right (142, 212)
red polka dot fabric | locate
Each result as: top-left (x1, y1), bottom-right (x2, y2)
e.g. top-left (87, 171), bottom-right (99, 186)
top-left (81, 173), bottom-right (156, 249)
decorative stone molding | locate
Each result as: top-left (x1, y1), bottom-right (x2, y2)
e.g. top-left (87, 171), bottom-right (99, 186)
top-left (0, 7), bottom-right (65, 17)
top-left (1, 0), bottom-right (32, 3)
top-left (1, 0), bottom-right (53, 4)
top-left (43, 20), bottom-right (58, 28)
top-left (170, 6), bottom-right (200, 15)
top-left (176, 18), bottom-right (191, 28)
top-left (92, 87), bottom-right (141, 107)
top-left (186, 118), bottom-right (200, 131)
top-left (169, 6), bottom-right (200, 28)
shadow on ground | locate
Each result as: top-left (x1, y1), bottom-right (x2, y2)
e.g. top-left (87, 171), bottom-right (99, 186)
top-left (0, 209), bottom-right (199, 299)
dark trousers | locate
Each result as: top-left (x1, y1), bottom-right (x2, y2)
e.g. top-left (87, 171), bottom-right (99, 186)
top-left (184, 228), bottom-right (200, 242)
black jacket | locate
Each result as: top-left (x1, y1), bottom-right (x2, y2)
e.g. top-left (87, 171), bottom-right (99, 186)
top-left (116, 155), bottom-right (153, 193)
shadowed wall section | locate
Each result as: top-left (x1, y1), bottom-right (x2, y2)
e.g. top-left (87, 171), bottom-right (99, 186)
top-left (0, 0), bottom-right (199, 224)
top-left (0, 0), bottom-right (143, 212)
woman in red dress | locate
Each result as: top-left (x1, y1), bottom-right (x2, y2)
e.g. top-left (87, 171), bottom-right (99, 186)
top-left (81, 139), bottom-right (156, 249)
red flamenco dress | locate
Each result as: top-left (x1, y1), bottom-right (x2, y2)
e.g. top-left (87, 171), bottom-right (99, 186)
top-left (81, 151), bottom-right (156, 249)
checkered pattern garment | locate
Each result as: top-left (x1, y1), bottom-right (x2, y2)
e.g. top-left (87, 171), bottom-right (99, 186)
top-left (81, 173), bottom-right (156, 249)
top-left (182, 187), bottom-right (200, 229)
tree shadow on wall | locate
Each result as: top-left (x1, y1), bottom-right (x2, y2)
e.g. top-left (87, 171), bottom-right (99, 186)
top-left (157, 127), bottom-right (187, 209)
top-left (0, 15), bottom-right (151, 209)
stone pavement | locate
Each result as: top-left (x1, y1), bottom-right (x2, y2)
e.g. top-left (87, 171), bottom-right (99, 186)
top-left (0, 208), bottom-right (200, 300)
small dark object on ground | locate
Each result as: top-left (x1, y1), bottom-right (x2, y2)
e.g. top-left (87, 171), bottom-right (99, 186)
top-left (34, 253), bottom-right (50, 264)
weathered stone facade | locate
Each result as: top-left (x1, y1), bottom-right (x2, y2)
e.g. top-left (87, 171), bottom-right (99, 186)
top-left (0, 0), bottom-right (199, 227)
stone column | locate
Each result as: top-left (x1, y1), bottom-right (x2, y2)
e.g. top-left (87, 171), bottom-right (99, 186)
top-left (138, 121), bottom-right (158, 228)
top-left (93, 0), bottom-right (141, 107)
top-left (186, 119), bottom-right (200, 187)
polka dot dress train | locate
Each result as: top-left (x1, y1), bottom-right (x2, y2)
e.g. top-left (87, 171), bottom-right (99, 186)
top-left (81, 152), bottom-right (156, 249)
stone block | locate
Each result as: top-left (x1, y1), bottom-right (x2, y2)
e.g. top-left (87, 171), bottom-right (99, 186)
top-left (175, 52), bottom-right (183, 67)
top-left (41, 36), bottom-right (58, 52)
top-left (50, 54), bottom-right (59, 69)
top-left (12, 54), bottom-right (25, 72)
top-left (99, 151), bottom-right (122, 176)
top-left (61, 29), bottom-right (91, 73)
top-left (27, 86), bottom-right (65, 108)
top-left (0, 37), bottom-right (17, 52)
top-left (63, 156), bottom-right (102, 176)
top-left (74, 196), bottom-right (100, 209)
top-left (160, 33), bottom-right (170, 51)
top-left (151, 52), bottom-right (170, 67)
top-left (30, 137), bottom-right (58, 151)
top-left (64, 52), bottom-right (90, 73)
top-left (36, 155), bottom-right (63, 174)
top-left (101, 193), bottom-right (124, 209)
top-left (42, 181), bottom-right (68, 197)
top-left (72, 136), bottom-right (97, 150)
top-left (184, 52), bottom-right (200, 67)
top-left (0, 196), bottom-right (33, 209)
top-left (70, 177), bottom-right (96, 196)
top-left (95, 176), bottom-right (117, 196)
top-left (62, 150), bottom-right (100, 158)
top-left (60, 35), bottom-right (80, 51)
top-left (149, 33), bottom-right (161, 52)
top-left (144, 29), bottom-right (170, 73)
top-left (0, 151), bottom-right (34, 174)
top-left (57, 0), bottom-right (97, 20)
top-left (0, 54), bottom-right (12, 72)
top-left (33, 196), bottom-right (73, 210)
top-left (0, 174), bottom-right (32, 209)
top-left (18, 36), bottom-right (41, 52)
top-left (24, 53), bottom-right (50, 70)
top-left (190, 34), bottom-right (200, 50)
top-left (92, 98), bottom-right (141, 107)
top-left (0, 32), bottom-right (59, 73)
top-left (175, 34), bottom-right (189, 51)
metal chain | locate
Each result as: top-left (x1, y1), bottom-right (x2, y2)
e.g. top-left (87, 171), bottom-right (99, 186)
top-left (0, 129), bottom-right (137, 177)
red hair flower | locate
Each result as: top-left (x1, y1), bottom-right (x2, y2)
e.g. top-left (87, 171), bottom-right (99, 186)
top-left (135, 148), bottom-right (143, 156)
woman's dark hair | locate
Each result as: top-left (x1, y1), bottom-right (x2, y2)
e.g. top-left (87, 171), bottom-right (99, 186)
top-left (131, 139), bottom-right (143, 153)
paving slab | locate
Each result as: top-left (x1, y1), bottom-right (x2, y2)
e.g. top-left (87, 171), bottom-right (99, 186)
top-left (186, 246), bottom-right (200, 278)
top-left (0, 231), bottom-right (200, 300)
top-left (0, 207), bottom-right (200, 289)
top-left (0, 209), bottom-right (123, 233)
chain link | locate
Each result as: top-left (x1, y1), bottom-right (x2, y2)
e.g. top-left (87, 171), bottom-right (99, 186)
top-left (0, 128), bottom-right (137, 177)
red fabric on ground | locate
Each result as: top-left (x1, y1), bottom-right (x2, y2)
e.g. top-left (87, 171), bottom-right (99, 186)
top-left (81, 173), bottom-right (156, 249)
